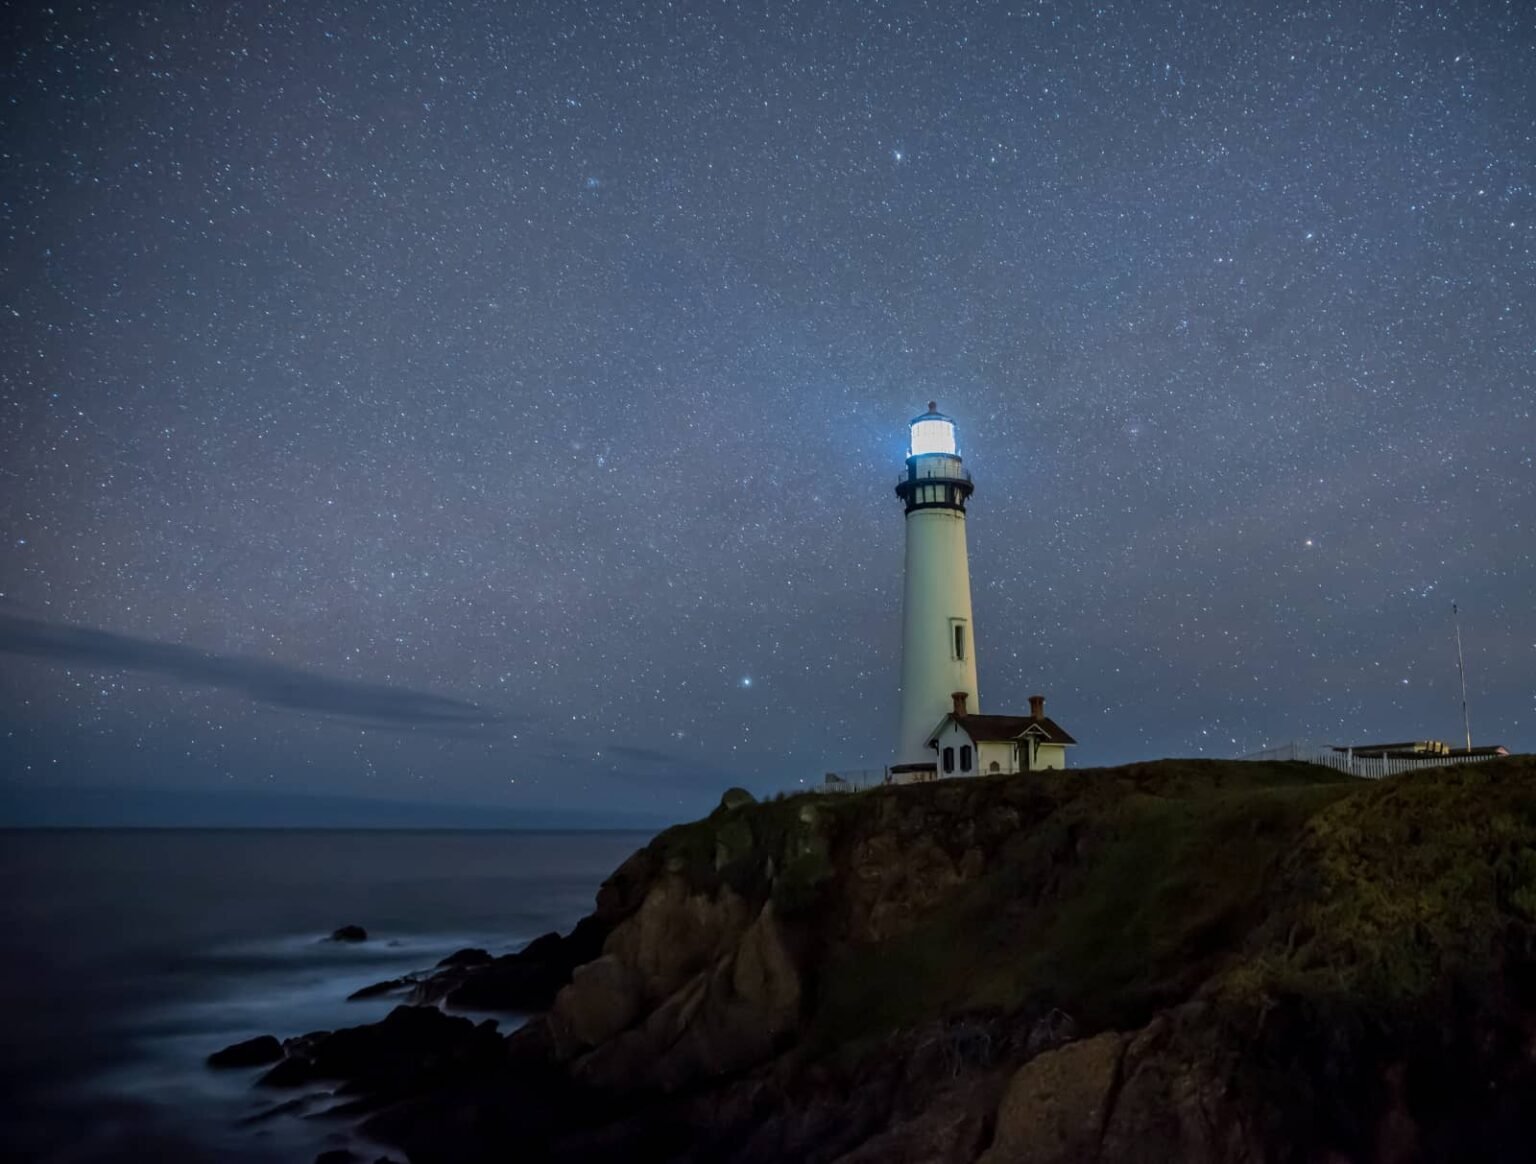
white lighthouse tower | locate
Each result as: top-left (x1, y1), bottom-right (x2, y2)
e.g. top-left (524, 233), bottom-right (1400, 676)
top-left (893, 403), bottom-right (979, 775)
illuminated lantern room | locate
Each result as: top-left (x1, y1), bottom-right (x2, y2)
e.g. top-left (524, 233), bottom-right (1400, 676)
top-left (895, 401), bottom-right (972, 515)
top-left (908, 402), bottom-right (958, 457)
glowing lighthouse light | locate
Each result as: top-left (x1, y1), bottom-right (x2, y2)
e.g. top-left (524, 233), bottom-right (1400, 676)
top-left (908, 404), bottom-right (957, 456)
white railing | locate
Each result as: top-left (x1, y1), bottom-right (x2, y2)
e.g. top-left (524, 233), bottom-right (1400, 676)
top-left (815, 768), bottom-right (888, 793)
top-left (896, 461), bottom-right (973, 489)
top-left (1240, 740), bottom-right (1498, 780)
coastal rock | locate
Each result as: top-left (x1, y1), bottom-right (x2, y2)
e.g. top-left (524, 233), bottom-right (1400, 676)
top-left (713, 814), bottom-right (755, 871)
top-left (549, 954), bottom-right (642, 1051)
top-left (844, 832), bottom-right (970, 942)
top-left (602, 874), bottom-right (753, 1006)
top-left (436, 946), bottom-right (492, 968)
top-left (266, 757), bottom-right (1536, 1164)
top-left (731, 901), bottom-right (799, 1015)
top-left (829, 1077), bottom-right (998, 1164)
top-left (330, 925), bottom-right (368, 943)
top-left (207, 1034), bottom-right (284, 1068)
top-left (442, 923), bottom-right (601, 1010)
top-left (1095, 1007), bottom-right (1260, 1164)
top-left (402, 845), bottom-right (657, 1014)
top-left (569, 899), bottom-right (802, 1092)
top-left (259, 1005), bottom-right (503, 1094)
top-left (718, 786), bottom-right (756, 811)
top-left (347, 977), bottom-right (410, 1001)
top-left (978, 1030), bottom-right (1127, 1164)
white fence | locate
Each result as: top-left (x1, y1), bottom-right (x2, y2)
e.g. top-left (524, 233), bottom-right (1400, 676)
top-left (1241, 740), bottom-right (1498, 780)
top-left (815, 768), bottom-right (888, 793)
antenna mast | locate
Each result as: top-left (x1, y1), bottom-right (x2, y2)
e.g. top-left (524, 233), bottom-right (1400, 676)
top-left (1453, 602), bottom-right (1471, 752)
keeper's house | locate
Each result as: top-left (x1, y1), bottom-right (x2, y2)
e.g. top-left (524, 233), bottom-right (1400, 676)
top-left (925, 692), bottom-right (1077, 778)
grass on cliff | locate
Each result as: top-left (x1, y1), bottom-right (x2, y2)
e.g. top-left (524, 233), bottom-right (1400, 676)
top-left (812, 760), bottom-right (1358, 1044)
top-left (651, 787), bottom-right (868, 913)
top-left (647, 756), bottom-right (1536, 1061)
top-left (1226, 756), bottom-right (1536, 1005)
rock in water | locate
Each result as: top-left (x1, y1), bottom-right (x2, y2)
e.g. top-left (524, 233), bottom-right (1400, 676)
top-left (259, 1005), bottom-right (504, 1093)
top-left (409, 921), bottom-right (614, 1012)
top-left (347, 977), bottom-right (408, 1001)
top-left (208, 1034), bottom-right (284, 1068)
top-left (436, 946), bottom-right (492, 968)
top-left (330, 925), bottom-right (368, 942)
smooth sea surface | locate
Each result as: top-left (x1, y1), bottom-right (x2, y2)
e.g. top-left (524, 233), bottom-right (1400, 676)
top-left (0, 828), bottom-right (653, 1163)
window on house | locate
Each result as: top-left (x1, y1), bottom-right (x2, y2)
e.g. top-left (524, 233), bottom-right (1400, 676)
top-left (942, 746), bottom-right (955, 773)
top-left (953, 622), bottom-right (966, 660)
top-left (960, 745), bottom-right (972, 772)
top-left (989, 760), bottom-right (1001, 773)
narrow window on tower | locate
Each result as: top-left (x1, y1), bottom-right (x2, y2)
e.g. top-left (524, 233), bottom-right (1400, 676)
top-left (942, 746), bottom-right (955, 773)
top-left (951, 621), bottom-right (966, 660)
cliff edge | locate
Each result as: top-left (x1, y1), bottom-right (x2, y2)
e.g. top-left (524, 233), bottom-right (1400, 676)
top-left (252, 756), bottom-right (1536, 1162)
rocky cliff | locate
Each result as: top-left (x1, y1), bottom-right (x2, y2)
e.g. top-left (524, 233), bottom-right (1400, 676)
top-left (245, 756), bottom-right (1536, 1162)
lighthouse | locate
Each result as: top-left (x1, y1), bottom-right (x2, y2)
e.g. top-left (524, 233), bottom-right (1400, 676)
top-left (893, 403), bottom-right (979, 774)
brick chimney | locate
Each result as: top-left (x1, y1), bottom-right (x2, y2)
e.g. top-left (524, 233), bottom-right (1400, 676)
top-left (951, 691), bottom-right (969, 717)
top-left (1029, 694), bottom-right (1045, 719)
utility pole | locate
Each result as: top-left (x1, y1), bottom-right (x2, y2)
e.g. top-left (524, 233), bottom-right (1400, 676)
top-left (1453, 602), bottom-right (1472, 752)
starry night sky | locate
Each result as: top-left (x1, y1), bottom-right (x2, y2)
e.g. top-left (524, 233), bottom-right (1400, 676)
top-left (2, 1), bottom-right (1532, 821)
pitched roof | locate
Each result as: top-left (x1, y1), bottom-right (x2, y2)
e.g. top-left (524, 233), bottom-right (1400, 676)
top-left (933, 713), bottom-right (1077, 747)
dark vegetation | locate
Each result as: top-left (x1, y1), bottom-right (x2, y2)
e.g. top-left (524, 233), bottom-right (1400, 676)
top-left (231, 756), bottom-right (1536, 1162)
top-left (809, 762), bottom-right (1355, 1042)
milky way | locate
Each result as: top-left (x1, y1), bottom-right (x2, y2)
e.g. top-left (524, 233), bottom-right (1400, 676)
top-left (2, 1), bottom-right (1532, 816)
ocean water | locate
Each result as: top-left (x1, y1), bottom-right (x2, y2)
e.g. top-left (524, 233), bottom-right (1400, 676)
top-left (0, 828), bottom-right (653, 1163)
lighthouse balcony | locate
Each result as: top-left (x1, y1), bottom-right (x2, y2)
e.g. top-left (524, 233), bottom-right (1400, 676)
top-left (895, 463), bottom-right (972, 489)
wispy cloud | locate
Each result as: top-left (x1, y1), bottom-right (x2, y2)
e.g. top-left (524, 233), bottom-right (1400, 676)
top-left (0, 611), bottom-right (501, 732)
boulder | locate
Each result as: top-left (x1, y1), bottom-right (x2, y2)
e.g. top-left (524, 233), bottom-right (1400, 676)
top-left (830, 1078), bottom-right (996, 1163)
top-left (718, 787), bottom-right (757, 811)
top-left (730, 902), bottom-right (800, 1019)
top-left (410, 920), bottom-right (612, 1012)
top-left (1096, 1008), bottom-right (1259, 1164)
top-left (259, 1005), bottom-right (503, 1094)
top-left (571, 901), bottom-right (802, 1093)
top-left (713, 815), bottom-right (755, 871)
top-left (436, 946), bottom-right (492, 968)
top-left (347, 977), bottom-right (409, 1001)
top-left (207, 1034), bottom-right (284, 1068)
top-left (602, 876), bottom-right (753, 1006)
top-left (330, 925), bottom-right (368, 943)
top-left (979, 1031), bottom-right (1127, 1164)
top-left (550, 954), bottom-right (643, 1052)
top-left (843, 833), bottom-right (970, 942)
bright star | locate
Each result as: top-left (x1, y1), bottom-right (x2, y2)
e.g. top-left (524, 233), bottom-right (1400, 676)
top-left (740, 676), bottom-right (753, 688)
